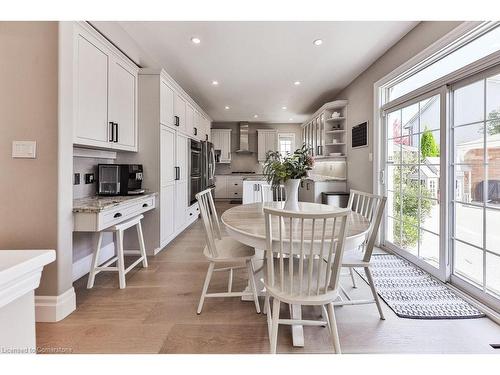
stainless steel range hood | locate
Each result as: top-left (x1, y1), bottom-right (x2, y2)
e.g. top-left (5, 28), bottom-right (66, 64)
top-left (235, 122), bottom-right (253, 153)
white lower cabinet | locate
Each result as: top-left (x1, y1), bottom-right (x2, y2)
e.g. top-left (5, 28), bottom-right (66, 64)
top-left (160, 185), bottom-right (175, 244)
top-left (242, 180), bottom-right (268, 204)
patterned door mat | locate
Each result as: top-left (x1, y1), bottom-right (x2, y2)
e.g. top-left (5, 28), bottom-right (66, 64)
top-left (355, 254), bottom-right (485, 319)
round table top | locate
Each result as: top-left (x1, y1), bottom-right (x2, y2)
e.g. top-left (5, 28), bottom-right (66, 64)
top-left (221, 202), bottom-right (370, 246)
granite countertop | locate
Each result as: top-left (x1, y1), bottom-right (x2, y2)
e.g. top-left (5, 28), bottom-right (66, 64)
top-left (242, 176), bottom-right (268, 181)
top-left (306, 174), bottom-right (347, 182)
top-left (73, 192), bottom-right (157, 213)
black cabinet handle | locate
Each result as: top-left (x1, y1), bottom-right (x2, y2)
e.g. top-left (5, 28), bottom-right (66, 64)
top-left (112, 122), bottom-right (118, 143)
top-left (142, 203), bottom-right (149, 208)
top-left (194, 127), bottom-right (198, 136)
top-left (189, 213), bottom-right (193, 216)
top-left (174, 116), bottom-right (180, 126)
top-left (205, 134), bottom-right (208, 141)
top-left (109, 122), bottom-right (114, 142)
top-left (175, 166), bottom-right (180, 180)
top-left (114, 212), bottom-right (122, 218)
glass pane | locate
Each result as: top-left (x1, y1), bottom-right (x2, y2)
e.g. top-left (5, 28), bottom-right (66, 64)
top-left (453, 80), bottom-right (485, 126)
top-left (401, 102), bottom-right (419, 136)
top-left (420, 130), bottom-right (441, 163)
top-left (387, 217), bottom-right (401, 247)
top-left (419, 95), bottom-right (441, 132)
top-left (420, 165), bottom-right (440, 199)
top-left (388, 26), bottom-right (500, 101)
top-left (387, 191), bottom-right (396, 218)
top-left (454, 122), bottom-right (484, 164)
top-left (486, 73), bottom-right (500, 122)
top-left (420, 229), bottom-right (440, 268)
top-left (486, 208), bottom-right (500, 255)
top-left (487, 163), bottom-right (500, 206)
top-left (400, 221), bottom-right (418, 256)
top-left (387, 110), bottom-right (402, 139)
top-left (387, 138), bottom-right (401, 164)
top-left (455, 203), bottom-right (483, 248)
top-left (402, 134), bottom-right (420, 164)
top-left (454, 240), bottom-right (484, 286)
top-left (454, 164), bottom-right (485, 203)
top-left (387, 164), bottom-right (398, 192)
top-left (421, 198), bottom-right (440, 234)
top-left (486, 253), bottom-right (500, 296)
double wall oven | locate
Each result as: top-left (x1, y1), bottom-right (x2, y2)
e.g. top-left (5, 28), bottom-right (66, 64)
top-left (190, 139), bottom-right (215, 205)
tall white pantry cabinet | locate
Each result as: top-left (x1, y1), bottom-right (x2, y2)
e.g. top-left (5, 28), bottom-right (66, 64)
top-left (128, 69), bottom-right (209, 254)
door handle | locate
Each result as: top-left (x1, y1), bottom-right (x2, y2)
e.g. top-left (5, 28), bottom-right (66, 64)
top-left (113, 122), bottom-right (119, 142)
top-left (194, 127), bottom-right (198, 136)
top-left (174, 116), bottom-right (180, 126)
top-left (108, 122), bottom-right (114, 142)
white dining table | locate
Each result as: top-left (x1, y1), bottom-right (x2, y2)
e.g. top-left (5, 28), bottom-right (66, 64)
top-left (221, 201), bottom-right (370, 347)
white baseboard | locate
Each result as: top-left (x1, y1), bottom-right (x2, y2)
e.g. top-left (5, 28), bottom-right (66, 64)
top-left (72, 242), bottom-right (116, 282)
top-left (35, 287), bottom-right (76, 322)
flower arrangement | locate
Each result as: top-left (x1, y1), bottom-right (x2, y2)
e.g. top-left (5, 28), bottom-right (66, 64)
top-left (262, 144), bottom-right (314, 189)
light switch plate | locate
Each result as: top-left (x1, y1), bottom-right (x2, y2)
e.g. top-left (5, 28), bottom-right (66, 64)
top-left (12, 141), bottom-right (37, 158)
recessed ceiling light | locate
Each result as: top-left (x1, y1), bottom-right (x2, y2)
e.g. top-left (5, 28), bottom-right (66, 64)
top-left (191, 37), bottom-right (201, 44)
top-left (313, 39), bottom-right (323, 46)
top-left (281, 106), bottom-right (287, 110)
top-left (289, 118), bottom-right (294, 121)
top-left (253, 114), bottom-right (259, 118)
top-left (212, 80), bottom-right (219, 86)
top-left (294, 81), bottom-right (301, 86)
top-left (224, 106), bottom-right (230, 110)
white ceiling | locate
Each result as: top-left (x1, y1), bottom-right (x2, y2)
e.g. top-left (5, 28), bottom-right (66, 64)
top-left (119, 21), bottom-right (418, 123)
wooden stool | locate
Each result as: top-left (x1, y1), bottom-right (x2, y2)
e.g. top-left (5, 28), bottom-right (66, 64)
top-left (87, 214), bottom-right (148, 289)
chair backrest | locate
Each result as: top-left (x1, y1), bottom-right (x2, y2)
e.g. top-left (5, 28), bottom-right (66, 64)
top-left (347, 189), bottom-right (386, 262)
top-left (196, 188), bottom-right (222, 258)
top-left (263, 206), bottom-right (349, 298)
top-left (260, 184), bottom-right (285, 202)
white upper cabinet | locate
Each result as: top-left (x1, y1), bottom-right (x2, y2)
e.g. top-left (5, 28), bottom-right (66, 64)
top-left (185, 103), bottom-right (195, 138)
top-left (74, 32), bottom-right (109, 146)
top-left (160, 80), bottom-right (174, 127)
top-left (257, 130), bottom-right (277, 161)
top-left (174, 93), bottom-right (186, 132)
top-left (211, 129), bottom-right (231, 163)
top-left (73, 23), bottom-right (138, 152)
top-left (108, 57), bottom-right (137, 151)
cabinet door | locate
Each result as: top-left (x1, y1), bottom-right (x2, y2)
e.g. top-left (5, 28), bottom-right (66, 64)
top-left (215, 176), bottom-right (227, 199)
top-left (174, 93), bottom-right (186, 132)
top-left (74, 33), bottom-right (109, 146)
top-left (186, 103), bottom-right (195, 137)
top-left (160, 126), bottom-right (176, 243)
top-left (176, 133), bottom-right (188, 182)
top-left (221, 132), bottom-right (231, 162)
top-left (257, 132), bottom-right (266, 161)
top-left (175, 180), bottom-right (188, 231)
top-left (108, 57), bottom-right (137, 151)
top-left (160, 80), bottom-right (174, 127)
top-left (212, 130), bottom-right (220, 150)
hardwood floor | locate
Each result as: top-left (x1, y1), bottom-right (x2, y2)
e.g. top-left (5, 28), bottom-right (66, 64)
top-left (36, 201), bottom-right (500, 354)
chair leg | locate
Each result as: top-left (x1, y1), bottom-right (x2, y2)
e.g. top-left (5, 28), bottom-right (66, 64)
top-left (263, 294), bottom-right (269, 315)
top-left (364, 267), bottom-right (385, 320)
top-left (265, 294), bottom-right (272, 341)
top-left (327, 303), bottom-right (341, 354)
top-left (321, 305), bottom-right (329, 328)
top-left (247, 260), bottom-right (261, 314)
top-left (270, 298), bottom-right (280, 354)
top-left (349, 267), bottom-right (357, 288)
top-left (197, 262), bottom-right (215, 314)
top-left (116, 230), bottom-right (126, 289)
top-left (87, 231), bottom-right (103, 289)
top-left (136, 221), bottom-right (148, 268)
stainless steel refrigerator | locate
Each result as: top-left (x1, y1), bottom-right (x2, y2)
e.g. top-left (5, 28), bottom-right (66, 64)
top-left (201, 141), bottom-right (215, 191)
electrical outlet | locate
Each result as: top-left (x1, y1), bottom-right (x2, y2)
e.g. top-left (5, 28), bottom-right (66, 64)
top-left (74, 173), bottom-right (80, 185)
top-left (85, 173), bottom-right (95, 184)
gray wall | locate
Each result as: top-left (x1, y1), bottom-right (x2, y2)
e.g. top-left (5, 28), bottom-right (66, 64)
top-left (212, 122), bottom-right (302, 173)
top-left (335, 21), bottom-right (462, 192)
top-left (0, 22), bottom-right (60, 295)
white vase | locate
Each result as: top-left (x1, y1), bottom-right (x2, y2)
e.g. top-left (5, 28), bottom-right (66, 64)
top-left (283, 179), bottom-right (300, 211)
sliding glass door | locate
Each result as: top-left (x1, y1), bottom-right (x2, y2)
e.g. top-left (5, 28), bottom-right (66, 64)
top-left (383, 90), bottom-right (446, 280)
top-left (450, 68), bottom-right (500, 305)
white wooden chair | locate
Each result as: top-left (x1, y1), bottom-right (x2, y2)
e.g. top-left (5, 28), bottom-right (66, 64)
top-left (336, 189), bottom-right (387, 320)
top-left (260, 184), bottom-right (285, 202)
top-left (196, 188), bottom-right (261, 314)
top-left (263, 206), bottom-right (349, 354)
top-left (87, 214), bottom-right (148, 289)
